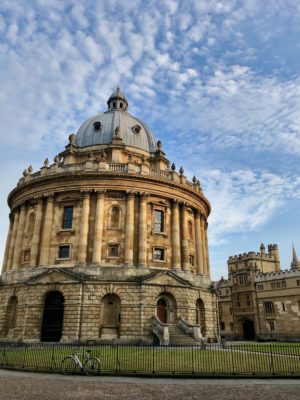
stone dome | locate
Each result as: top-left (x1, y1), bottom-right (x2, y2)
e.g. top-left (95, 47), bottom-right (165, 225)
top-left (76, 87), bottom-right (157, 152)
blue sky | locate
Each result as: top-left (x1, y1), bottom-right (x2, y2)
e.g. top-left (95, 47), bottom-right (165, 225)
top-left (0, 0), bottom-right (299, 280)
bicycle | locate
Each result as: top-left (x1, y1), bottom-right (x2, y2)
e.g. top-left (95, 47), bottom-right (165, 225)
top-left (61, 349), bottom-right (101, 376)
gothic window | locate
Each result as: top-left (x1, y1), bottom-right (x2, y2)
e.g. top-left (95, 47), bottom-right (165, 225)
top-left (110, 206), bottom-right (121, 229)
top-left (108, 244), bottom-right (119, 257)
top-left (153, 247), bottom-right (165, 261)
top-left (264, 301), bottom-right (274, 315)
top-left (62, 206), bottom-right (74, 229)
top-left (238, 274), bottom-right (247, 286)
top-left (154, 210), bottom-right (164, 233)
top-left (59, 245), bottom-right (70, 259)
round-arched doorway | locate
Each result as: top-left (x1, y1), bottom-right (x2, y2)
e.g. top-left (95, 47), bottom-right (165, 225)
top-left (242, 319), bottom-right (255, 340)
top-left (156, 293), bottom-right (176, 324)
top-left (101, 294), bottom-right (121, 338)
top-left (41, 291), bottom-right (64, 342)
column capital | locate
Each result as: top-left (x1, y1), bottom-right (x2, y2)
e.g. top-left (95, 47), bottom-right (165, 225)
top-left (194, 209), bottom-right (201, 218)
top-left (172, 198), bottom-right (180, 207)
top-left (95, 190), bottom-right (106, 199)
top-left (126, 190), bottom-right (137, 199)
top-left (181, 201), bottom-right (188, 210)
top-left (139, 192), bottom-right (149, 201)
top-left (81, 191), bottom-right (91, 199)
top-left (20, 203), bottom-right (27, 210)
top-left (45, 193), bottom-right (54, 202)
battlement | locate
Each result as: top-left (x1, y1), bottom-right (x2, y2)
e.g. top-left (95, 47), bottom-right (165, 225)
top-left (255, 267), bottom-right (300, 282)
top-left (228, 243), bottom-right (279, 263)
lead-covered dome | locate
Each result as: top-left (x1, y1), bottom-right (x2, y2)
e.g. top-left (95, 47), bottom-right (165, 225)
top-left (76, 87), bottom-right (157, 152)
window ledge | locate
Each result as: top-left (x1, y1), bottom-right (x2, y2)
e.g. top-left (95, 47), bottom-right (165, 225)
top-left (152, 259), bottom-right (167, 263)
top-left (56, 257), bottom-right (71, 261)
top-left (152, 231), bottom-right (168, 237)
top-left (57, 228), bottom-right (75, 234)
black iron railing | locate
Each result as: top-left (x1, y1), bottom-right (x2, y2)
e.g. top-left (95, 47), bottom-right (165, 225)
top-left (0, 342), bottom-right (299, 376)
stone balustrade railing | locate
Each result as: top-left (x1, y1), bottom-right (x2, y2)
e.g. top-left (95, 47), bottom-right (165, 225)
top-left (152, 316), bottom-right (169, 346)
top-left (17, 160), bottom-right (202, 193)
top-left (178, 316), bottom-right (202, 341)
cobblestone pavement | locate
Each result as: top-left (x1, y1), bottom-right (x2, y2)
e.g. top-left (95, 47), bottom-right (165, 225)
top-left (0, 369), bottom-right (299, 400)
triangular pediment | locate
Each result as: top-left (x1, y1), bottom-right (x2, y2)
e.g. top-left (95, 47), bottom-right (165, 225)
top-left (27, 268), bottom-right (84, 284)
top-left (142, 270), bottom-right (191, 287)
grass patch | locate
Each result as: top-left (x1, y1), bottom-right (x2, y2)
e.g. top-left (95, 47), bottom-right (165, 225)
top-left (0, 344), bottom-right (299, 376)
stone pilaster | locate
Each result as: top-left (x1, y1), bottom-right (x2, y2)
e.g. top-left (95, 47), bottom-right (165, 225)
top-left (181, 203), bottom-right (189, 271)
top-left (12, 204), bottom-right (27, 269)
top-left (2, 214), bottom-right (13, 273)
top-left (39, 195), bottom-right (54, 266)
top-left (29, 198), bottom-right (44, 267)
top-left (171, 200), bottom-right (181, 270)
top-left (124, 192), bottom-right (135, 266)
top-left (92, 191), bottom-right (105, 263)
top-left (138, 193), bottom-right (148, 267)
top-left (195, 211), bottom-right (204, 274)
top-left (78, 191), bottom-right (90, 264)
top-left (204, 220), bottom-right (210, 277)
top-left (6, 209), bottom-right (20, 271)
top-left (200, 216), bottom-right (207, 275)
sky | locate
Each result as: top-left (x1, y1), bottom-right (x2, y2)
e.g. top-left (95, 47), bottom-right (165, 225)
top-left (0, 0), bottom-right (300, 280)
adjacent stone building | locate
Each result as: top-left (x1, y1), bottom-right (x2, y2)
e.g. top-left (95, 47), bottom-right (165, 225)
top-left (0, 87), bottom-right (218, 344)
top-left (218, 244), bottom-right (300, 341)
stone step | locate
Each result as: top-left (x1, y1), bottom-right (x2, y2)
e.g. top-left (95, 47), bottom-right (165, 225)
top-left (168, 325), bottom-right (200, 346)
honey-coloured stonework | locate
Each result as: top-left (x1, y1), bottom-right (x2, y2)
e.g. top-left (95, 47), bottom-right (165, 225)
top-left (0, 87), bottom-right (218, 344)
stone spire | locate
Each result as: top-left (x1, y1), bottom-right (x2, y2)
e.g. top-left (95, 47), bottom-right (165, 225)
top-left (107, 86), bottom-right (128, 111)
top-left (291, 244), bottom-right (300, 269)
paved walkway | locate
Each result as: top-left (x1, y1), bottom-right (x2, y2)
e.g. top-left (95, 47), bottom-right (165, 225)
top-left (0, 369), bottom-right (299, 400)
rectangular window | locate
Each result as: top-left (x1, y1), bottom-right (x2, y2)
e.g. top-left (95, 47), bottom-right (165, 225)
top-left (230, 323), bottom-right (233, 331)
top-left (59, 245), bottom-right (70, 259)
top-left (153, 247), bottom-right (165, 261)
top-left (269, 321), bottom-right (275, 332)
top-left (257, 284), bottom-right (264, 291)
top-left (189, 255), bottom-right (195, 266)
top-left (276, 281), bottom-right (281, 288)
top-left (63, 206), bottom-right (74, 229)
top-left (226, 289), bottom-right (230, 295)
top-left (229, 307), bottom-right (232, 315)
top-left (264, 302), bottom-right (274, 315)
top-left (271, 282), bottom-right (276, 289)
top-left (154, 210), bottom-right (164, 233)
top-left (238, 274), bottom-right (247, 286)
top-left (297, 280), bottom-right (300, 287)
top-left (23, 250), bottom-right (30, 263)
top-left (281, 302), bottom-right (286, 311)
top-left (108, 244), bottom-right (119, 257)
top-left (220, 322), bottom-right (225, 331)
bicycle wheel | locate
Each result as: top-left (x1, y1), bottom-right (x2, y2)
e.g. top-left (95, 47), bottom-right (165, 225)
top-left (61, 356), bottom-right (77, 375)
top-left (84, 357), bottom-right (101, 376)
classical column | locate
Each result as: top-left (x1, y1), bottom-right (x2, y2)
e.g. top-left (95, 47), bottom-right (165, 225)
top-left (181, 203), bottom-right (189, 271)
top-left (92, 191), bottom-right (105, 263)
top-left (171, 200), bottom-right (181, 270)
top-left (204, 220), bottom-right (210, 277)
top-left (124, 192), bottom-right (135, 266)
top-left (6, 209), bottom-right (20, 271)
top-left (2, 215), bottom-right (13, 273)
top-left (39, 195), bottom-right (54, 265)
top-left (200, 216), bottom-right (207, 275)
top-left (78, 191), bottom-right (90, 264)
top-left (195, 211), bottom-right (204, 274)
top-left (12, 204), bottom-right (27, 269)
top-left (138, 193), bottom-right (148, 267)
top-left (29, 198), bottom-right (44, 267)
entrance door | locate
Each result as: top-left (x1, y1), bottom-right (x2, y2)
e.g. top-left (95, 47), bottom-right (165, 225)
top-left (157, 299), bottom-right (167, 323)
top-left (243, 319), bottom-right (255, 340)
top-left (41, 291), bottom-right (64, 342)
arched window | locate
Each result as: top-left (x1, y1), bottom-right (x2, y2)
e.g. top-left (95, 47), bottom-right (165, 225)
top-left (6, 296), bottom-right (18, 332)
top-left (196, 299), bottom-right (206, 336)
top-left (110, 206), bottom-right (120, 229)
top-left (27, 212), bottom-right (35, 235)
top-left (41, 291), bottom-right (64, 342)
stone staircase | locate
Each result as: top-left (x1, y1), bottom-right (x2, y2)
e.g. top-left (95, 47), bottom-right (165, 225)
top-left (168, 324), bottom-right (200, 346)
